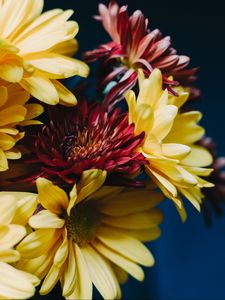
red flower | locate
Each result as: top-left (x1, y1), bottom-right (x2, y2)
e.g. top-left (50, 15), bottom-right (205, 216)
top-left (84, 1), bottom-right (197, 107)
top-left (22, 100), bottom-right (145, 186)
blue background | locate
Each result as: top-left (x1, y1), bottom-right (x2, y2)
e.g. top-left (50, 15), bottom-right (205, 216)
top-left (42, 1), bottom-right (225, 299)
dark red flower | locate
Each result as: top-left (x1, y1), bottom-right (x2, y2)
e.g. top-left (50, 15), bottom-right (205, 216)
top-left (200, 137), bottom-right (225, 226)
top-left (22, 100), bottom-right (145, 186)
top-left (84, 1), bottom-right (197, 107)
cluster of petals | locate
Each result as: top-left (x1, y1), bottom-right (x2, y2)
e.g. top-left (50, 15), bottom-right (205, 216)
top-left (22, 100), bottom-right (145, 186)
top-left (126, 69), bottom-right (213, 219)
top-left (17, 169), bottom-right (163, 299)
top-left (0, 191), bottom-right (39, 299)
top-left (0, 0), bottom-right (89, 105)
top-left (85, 1), bottom-right (197, 106)
top-left (0, 81), bottom-right (43, 172)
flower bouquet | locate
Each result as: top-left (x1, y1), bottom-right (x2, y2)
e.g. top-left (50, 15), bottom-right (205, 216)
top-left (0, 0), bottom-right (223, 299)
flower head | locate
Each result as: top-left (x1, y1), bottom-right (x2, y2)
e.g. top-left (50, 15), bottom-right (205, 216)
top-left (23, 100), bottom-right (145, 186)
top-left (126, 69), bottom-right (213, 219)
top-left (84, 1), bottom-right (197, 106)
top-left (0, 81), bottom-right (43, 172)
top-left (0, 0), bottom-right (89, 105)
top-left (17, 169), bottom-right (163, 299)
top-left (0, 191), bottom-right (39, 299)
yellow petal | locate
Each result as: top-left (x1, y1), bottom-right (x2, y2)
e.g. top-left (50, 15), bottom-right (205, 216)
top-left (62, 240), bottom-right (76, 297)
top-left (97, 226), bottom-right (154, 267)
top-left (125, 90), bottom-right (136, 124)
top-left (29, 54), bottom-right (89, 78)
top-left (68, 244), bottom-right (92, 300)
top-left (36, 177), bottom-right (69, 215)
top-left (29, 210), bottom-right (65, 229)
top-left (0, 262), bottom-right (35, 300)
top-left (11, 192), bottom-right (38, 226)
top-left (0, 105), bottom-right (26, 126)
top-left (0, 225), bottom-right (26, 250)
top-left (118, 227), bottom-right (161, 242)
top-left (20, 75), bottom-right (59, 105)
top-left (53, 230), bottom-right (68, 268)
top-left (99, 190), bottom-right (163, 217)
top-left (151, 105), bottom-right (178, 140)
top-left (137, 69), bottom-right (163, 109)
top-left (162, 143), bottom-right (191, 160)
top-left (82, 245), bottom-right (117, 300)
top-left (0, 194), bottom-right (17, 225)
top-left (102, 209), bottom-right (163, 229)
top-left (0, 249), bottom-right (20, 263)
top-left (93, 239), bottom-right (144, 281)
top-left (40, 264), bottom-right (61, 295)
top-left (0, 62), bottom-right (23, 83)
top-left (134, 103), bottom-right (154, 136)
top-left (52, 79), bottom-right (77, 106)
top-left (77, 169), bottom-right (107, 204)
top-left (0, 133), bottom-right (16, 151)
top-left (146, 167), bottom-right (177, 198)
top-left (182, 145), bottom-right (213, 167)
top-left (17, 228), bottom-right (60, 259)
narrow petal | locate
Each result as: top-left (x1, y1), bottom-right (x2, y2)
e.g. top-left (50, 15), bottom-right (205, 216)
top-left (97, 227), bottom-right (154, 267)
top-left (68, 244), bottom-right (92, 300)
top-left (93, 239), bottom-right (144, 281)
top-left (82, 245), bottom-right (117, 300)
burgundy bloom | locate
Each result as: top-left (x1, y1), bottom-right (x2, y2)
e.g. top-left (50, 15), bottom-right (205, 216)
top-left (84, 1), bottom-right (197, 107)
top-left (200, 137), bottom-right (225, 225)
top-left (23, 100), bottom-right (145, 186)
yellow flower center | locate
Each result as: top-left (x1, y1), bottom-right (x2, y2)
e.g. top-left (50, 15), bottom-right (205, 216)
top-left (65, 202), bottom-right (101, 247)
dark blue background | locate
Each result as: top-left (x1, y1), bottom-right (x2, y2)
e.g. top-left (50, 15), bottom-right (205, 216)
top-left (43, 1), bottom-right (225, 299)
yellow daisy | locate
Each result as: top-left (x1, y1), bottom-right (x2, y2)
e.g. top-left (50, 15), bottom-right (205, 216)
top-left (0, 191), bottom-right (39, 299)
top-left (0, 0), bottom-right (89, 105)
top-left (125, 69), bottom-right (213, 219)
top-left (0, 81), bottom-right (43, 172)
top-left (17, 169), bottom-right (163, 299)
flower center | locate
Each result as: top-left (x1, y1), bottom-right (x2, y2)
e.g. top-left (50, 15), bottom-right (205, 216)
top-left (65, 202), bottom-right (101, 247)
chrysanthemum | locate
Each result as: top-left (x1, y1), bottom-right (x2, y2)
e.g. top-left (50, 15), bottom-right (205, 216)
top-left (22, 100), bottom-right (145, 186)
top-left (125, 69), bottom-right (213, 219)
top-left (0, 191), bottom-right (39, 299)
top-left (84, 1), bottom-right (197, 106)
top-left (0, 81), bottom-right (43, 172)
top-left (0, 0), bottom-right (89, 105)
top-left (17, 169), bottom-right (163, 299)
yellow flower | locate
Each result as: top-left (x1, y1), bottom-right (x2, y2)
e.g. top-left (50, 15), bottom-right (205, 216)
top-left (0, 191), bottom-right (39, 299)
top-left (0, 0), bottom-right (89, 105)
top-left (17, 169), bottom-right (163, 299)
top-left (0, 82), bottom-right (43, 172)
top-left (126, 69), bottom-right (213, 220)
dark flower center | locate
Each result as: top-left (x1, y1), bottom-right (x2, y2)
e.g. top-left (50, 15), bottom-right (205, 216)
top-left (65, 202), bottom-right (101, 247)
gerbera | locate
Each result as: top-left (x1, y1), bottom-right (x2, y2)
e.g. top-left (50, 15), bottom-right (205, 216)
top-left (84, 1), bottom-right (197, 106)
top-left (22, 100), bottom-right (145, 186)
top-left (0, 81), bottom-right (43, 172)
top-left (126, 69), bottom-right (213, 219)
top-left (0, 0), bottom-right (89, 105)
top-left (17, 169), bottom-right (163, 299)
top-left (0, 191), bottom-right (39, 299)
